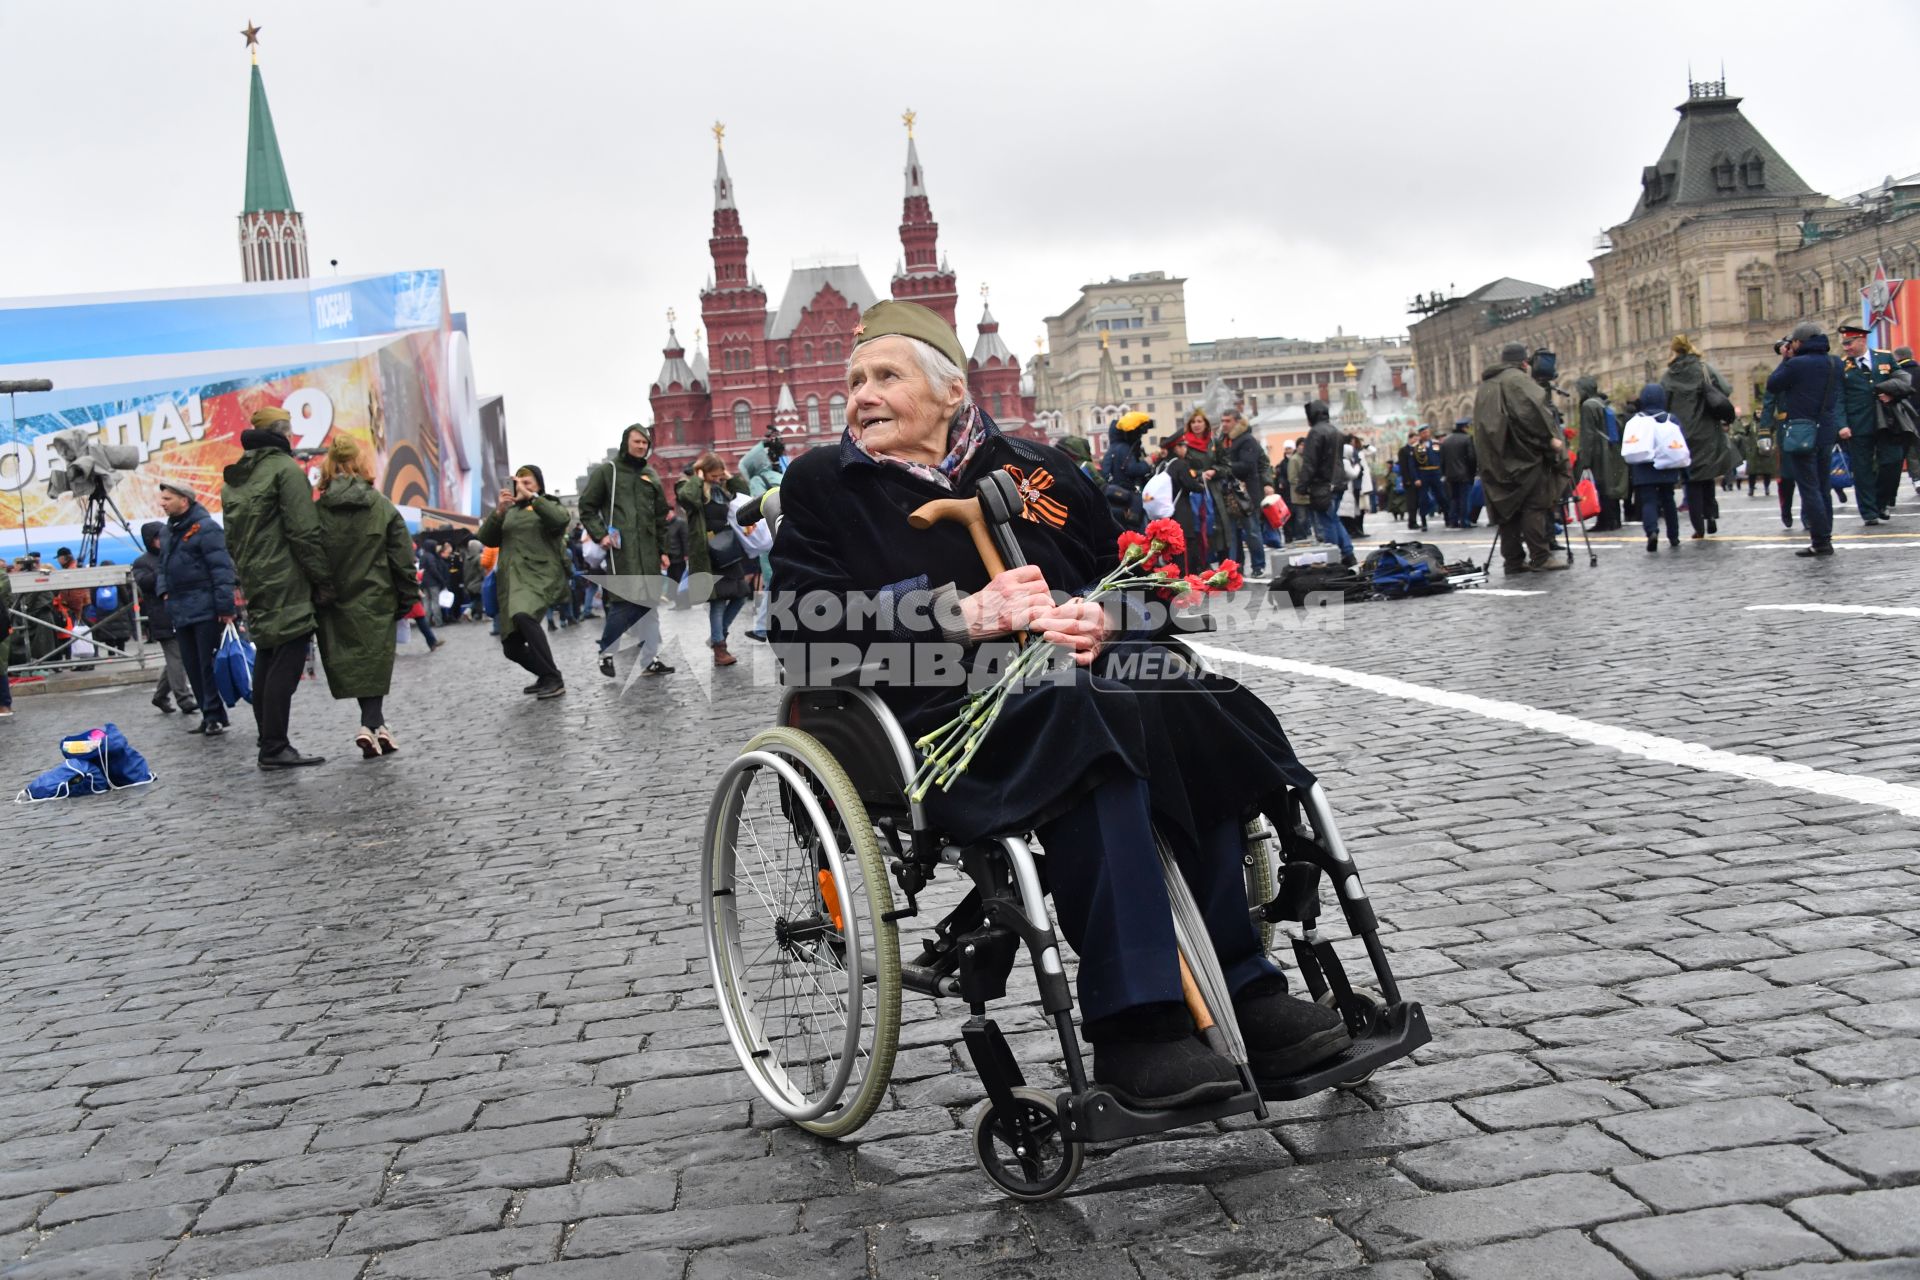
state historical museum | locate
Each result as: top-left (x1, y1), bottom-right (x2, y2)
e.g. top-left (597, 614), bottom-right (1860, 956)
top-left (648, 122), bottom-right (1036, 472)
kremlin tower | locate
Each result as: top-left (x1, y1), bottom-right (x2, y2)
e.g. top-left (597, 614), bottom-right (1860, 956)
top-left (236, 23), bottom-right (309, 283)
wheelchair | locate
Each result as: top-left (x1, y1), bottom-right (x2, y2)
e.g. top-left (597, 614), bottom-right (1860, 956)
top-left (700, 645), bottom-right (1431, 1200)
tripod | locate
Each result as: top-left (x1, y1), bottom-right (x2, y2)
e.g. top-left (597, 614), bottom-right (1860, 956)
top-left (1480, 484), bottom-right (1599, 571)
top-left (77, 489), bottom-right (138, 568)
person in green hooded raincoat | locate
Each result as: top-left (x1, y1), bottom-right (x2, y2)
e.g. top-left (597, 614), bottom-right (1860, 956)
top-left (577, 424), bottom-right (672, 680)
top-left (478, 463), bottom-right (572, 698)
top-left (221, 405), bottom-right (335, 768)
top-left (1659, 335), bottom-right (1740, 540)
top-left (312, 437), bottom-right (421, 758)
top-left (0, 565), bottom-right (13, 718)
top-left (1573, 376), bottom-right (1628, 530)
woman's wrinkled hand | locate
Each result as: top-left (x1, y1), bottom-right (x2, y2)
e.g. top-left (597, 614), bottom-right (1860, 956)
top-left (1029, 595), bottom-right (1109, 666)
top-left (960, 565), bottom-right (1056, 641)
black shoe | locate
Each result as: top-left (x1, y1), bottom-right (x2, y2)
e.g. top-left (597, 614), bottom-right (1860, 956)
top-left (1796, 546), bottom-right (1836, 558)
top-left (152, 691), bottom-right (175, 713)
top-left (1086, 1003), bottom-right (1239, 1110)
top-left (1234, 977), bottom-right (1353, 1079)
top-left (179, 699), bottom-right (198, 715)
top-left (535, 678), bottom-right (567, 700)
top-left (1339, 553), bottom-right (1358, 568)
top-left (203, 720), bottom-right (227, 737)
top-left (186, 720), bottom-right (208, 735)
top-left (1647, 536), bottom-right (1658, 553)
top-left (522, 680), bottom-right (543, 694)
top-left (1708, 518), bottom-right (1718, 534)
top-left (642, 659), bottom-right (673, 676)
top-left (1865, 518), bottom-right (1882, 526)
top-left (745, 629), bottom-right (768, 643)
top-left (599, 653), bottom-right (616, 679)
top-left (257, 745), bottom-right (323, 768)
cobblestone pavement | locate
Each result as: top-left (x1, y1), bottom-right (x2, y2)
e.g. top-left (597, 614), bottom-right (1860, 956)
top-left (3, 487), bottom-right (1917, 1280)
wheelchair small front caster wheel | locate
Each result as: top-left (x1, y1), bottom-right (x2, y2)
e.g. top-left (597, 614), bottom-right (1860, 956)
top-left (971, 1086), bottom-right (1082, 1201)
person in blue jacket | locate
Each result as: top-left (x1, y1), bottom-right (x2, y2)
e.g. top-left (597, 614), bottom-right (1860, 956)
top-left (156, 480), bottom-right (239, 735)
top-left (1765, 322), bottom-right (1846, 557)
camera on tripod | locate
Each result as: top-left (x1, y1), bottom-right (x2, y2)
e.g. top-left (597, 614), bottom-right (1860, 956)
top-left (44, 427), bottom-right (142, 566)
top-left (45, 428), bottom-right (140, 501)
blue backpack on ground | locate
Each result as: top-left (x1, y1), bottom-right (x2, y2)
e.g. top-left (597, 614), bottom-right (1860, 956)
top-left (213, 622), bottom-right (254, 706)
top-left (19, 724), bottom-right (156, 802)
top-left (1364, 541), bottom-right (1452, 599)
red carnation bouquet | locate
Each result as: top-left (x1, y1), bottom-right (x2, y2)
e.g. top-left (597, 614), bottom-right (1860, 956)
top-left (909, 518), bottom-right (1234, 800)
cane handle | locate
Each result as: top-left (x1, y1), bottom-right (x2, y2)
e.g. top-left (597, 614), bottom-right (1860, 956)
top-left (909, 497), bottom-right (1009, 578)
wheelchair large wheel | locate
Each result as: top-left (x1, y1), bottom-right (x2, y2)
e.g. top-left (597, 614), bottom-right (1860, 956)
top-left (1243, 815), bottom-right (1278, 952)
top-left (703, 727), bottom-right (901, 1139)
top-left (971, 1087), bottom-right (1083, 1201)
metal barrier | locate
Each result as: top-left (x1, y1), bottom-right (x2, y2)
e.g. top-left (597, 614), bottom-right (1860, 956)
top-left (5, 566), bottom-right (149, 674)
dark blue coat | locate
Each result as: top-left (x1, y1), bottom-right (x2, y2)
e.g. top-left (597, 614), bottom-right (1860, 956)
top-left (769, 415), bottom-right (1313, 850)
top-left (1765, 336), bottom-right (1844, 429)
top-left (157, 501), bottom-right (238, 627)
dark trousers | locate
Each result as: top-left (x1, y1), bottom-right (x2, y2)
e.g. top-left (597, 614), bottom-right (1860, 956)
top-left (1406, 483), bottom-right (1429, 530)
top-left (1444, 480), bottom-right (1472, 527)
top-left (1784, 432), bottom-right (1840, 549)
top-left (1035, 775), bottom-right (1279, 1024)
top-left (175, 619), bottom-right (229, 726)
top-left (1497, 506), bottom-right (1552, 568)
top-left (503, 612), bottom-right (560, 682)
top-left (251, 637), bottom-right (309, 756)
top-left (1639, 482), bottom-right (1679, 543)
top-left (1779, 473), bottom-right (1798, 528)
top-left (1684, 480), bottom-right (1719, 534)
top-left (598, 598), bottom-right (652, 654)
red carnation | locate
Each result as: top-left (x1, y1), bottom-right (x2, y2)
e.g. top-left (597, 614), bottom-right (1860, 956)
top-left (1144, 517), bottom-right (1186, 558)
top-left (1116, 530), bottom-right (1151, 564)
top-left (1210, 559), bottom-right (1245, 592)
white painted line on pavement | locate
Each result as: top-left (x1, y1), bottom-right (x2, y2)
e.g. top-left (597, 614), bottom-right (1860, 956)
top-left (1191, 642), bottom-right (1920, 818)
top-left (1747, 603), bottom-right (1920, 618)
top-left (1459, 589), bottom-right (1547, 597)
top-left (1741, 542), bottom-right (1920, 550)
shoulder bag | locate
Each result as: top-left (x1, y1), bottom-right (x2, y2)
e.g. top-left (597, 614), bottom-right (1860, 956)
top-left (1781, 358), bottom-right (1837, 456)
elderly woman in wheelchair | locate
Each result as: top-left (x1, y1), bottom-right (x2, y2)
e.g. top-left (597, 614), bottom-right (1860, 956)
top-left (702, 302), bottom-right (1427, 1198)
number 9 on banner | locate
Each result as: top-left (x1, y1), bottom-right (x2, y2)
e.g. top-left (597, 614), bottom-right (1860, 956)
top-left (283, 388), bottom-right (334, 450)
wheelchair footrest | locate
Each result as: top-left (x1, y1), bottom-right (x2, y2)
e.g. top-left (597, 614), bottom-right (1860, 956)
top-left (1058, 1085), bottom-right (1263, 1145)
top-left (1255, 1001), bottom-right (1430, 1101)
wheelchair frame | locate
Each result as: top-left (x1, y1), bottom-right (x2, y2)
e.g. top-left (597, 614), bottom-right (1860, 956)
top-left (703, 657), bottom-right (1430, 1199)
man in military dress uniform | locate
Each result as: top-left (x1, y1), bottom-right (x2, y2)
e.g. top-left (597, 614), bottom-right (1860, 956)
top-left (1897, 347), bottom-right (1920, 502)
top-left (1835, 322), bottom-right (1912, 525)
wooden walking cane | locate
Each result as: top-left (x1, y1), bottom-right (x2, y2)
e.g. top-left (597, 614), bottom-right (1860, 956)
top-left (911, 480), bottom-right (1220, 1040)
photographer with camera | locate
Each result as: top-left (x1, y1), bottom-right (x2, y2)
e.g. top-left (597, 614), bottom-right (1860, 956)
top-left (1471, 342), bottom-right (1569, 574)
top-left (1765, 322), bottom-right (1844, 557)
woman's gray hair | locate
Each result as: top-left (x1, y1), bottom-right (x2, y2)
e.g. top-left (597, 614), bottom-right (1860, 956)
top-left (848, 336), bottom-right (973, 408)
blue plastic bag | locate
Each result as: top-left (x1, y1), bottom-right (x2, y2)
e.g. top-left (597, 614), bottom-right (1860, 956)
top-left (1830, 446), bottom-right (1854, 491)
top-left (20, 724), bottom-right (156, 802)
top-left (480, 570), bottom-right (499, 619)
top-left (213, 622), bottom-right (254, 706)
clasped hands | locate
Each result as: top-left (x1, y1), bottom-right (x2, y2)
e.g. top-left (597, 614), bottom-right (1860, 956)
top-left (958, 564), bottom-right (1108, 666)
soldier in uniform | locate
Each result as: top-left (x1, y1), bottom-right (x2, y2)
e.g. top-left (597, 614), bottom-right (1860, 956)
top-left (1835, 322), bottom-right (1913, 525)
top-left (1739, 408), bottom-right (1779, 497)
top-left (1897, 347), bottom-right (1920, 502)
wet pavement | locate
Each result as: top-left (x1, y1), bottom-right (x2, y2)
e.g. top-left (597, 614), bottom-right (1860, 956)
top-left (2, 486), bottom-right (1917, 1279)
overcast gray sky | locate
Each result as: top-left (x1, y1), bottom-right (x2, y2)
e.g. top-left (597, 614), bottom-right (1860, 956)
top-left (5, 0), bottom-right (1916, 483)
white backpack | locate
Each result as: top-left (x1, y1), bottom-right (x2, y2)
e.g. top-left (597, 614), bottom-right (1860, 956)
top-left (1620, 413), bottom-right (1658, 465)
top-left (1143, 470), bottom-right (1175, 519)
top-left (1651, 415), bottom-right (1693, 471)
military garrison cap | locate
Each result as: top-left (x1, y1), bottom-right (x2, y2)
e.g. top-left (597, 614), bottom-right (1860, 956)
top-left (852, 300), bottom-right (966, 371)
top-left (1837, 321), bottom-right (1870, 336)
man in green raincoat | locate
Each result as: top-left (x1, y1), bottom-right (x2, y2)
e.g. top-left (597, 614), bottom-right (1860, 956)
top-left (312, 437), bottom-right (421, 758)
top-left (479, 464), bottom-right (572, 698)
top-left (221, 405), bottom-right (334, 768)
top-left (1471, 343), bottom-right (1568, 573)
top-left (577, 424), bottom-right (672, 680)
top-left (1574, 376), bottom-right (1627, 530)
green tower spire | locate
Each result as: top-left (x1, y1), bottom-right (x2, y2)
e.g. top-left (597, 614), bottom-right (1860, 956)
top-left (243, 59), bottom-right (296, 214)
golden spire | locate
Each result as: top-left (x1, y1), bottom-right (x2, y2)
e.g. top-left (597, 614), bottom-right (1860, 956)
top-left (979, 282), bottom-right (990, 302)
top-left (711, 121), bottom-right (726, 150)
top-left (1099, 329), bottom-right (1110, 349)
top-left (241, 19), bottom-right (261, 63)
top-left (902, 108), bottom-right (916, 138)
top-left (666, 306), bottom-right (676, 328)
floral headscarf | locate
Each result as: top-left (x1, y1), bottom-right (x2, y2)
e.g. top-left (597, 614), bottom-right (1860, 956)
top-left (853, 400), bottom-right (990, 491)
